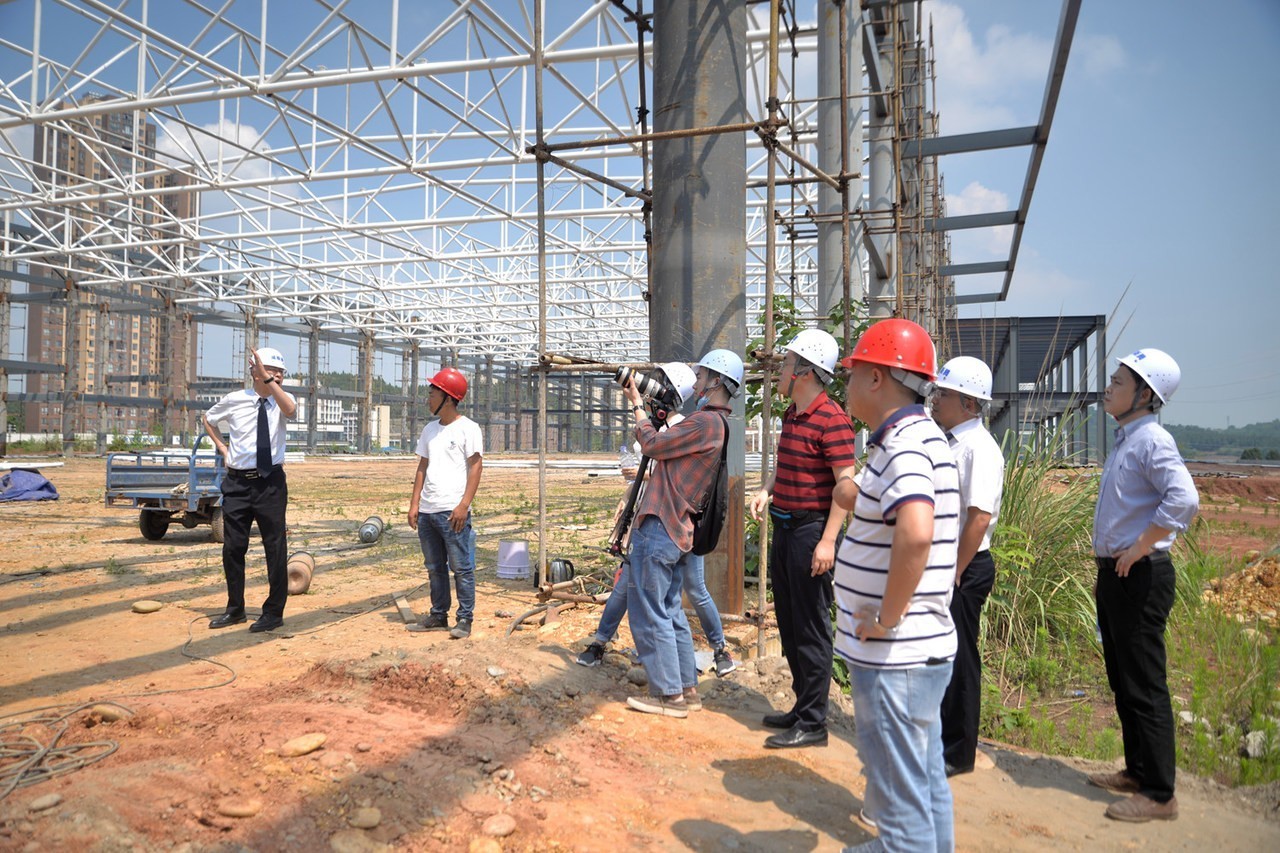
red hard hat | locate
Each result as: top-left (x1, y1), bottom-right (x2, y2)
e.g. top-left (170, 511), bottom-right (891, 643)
top-left (428, 367), bottom-right (468, 401)
top-left (839, 318), bottom-right (937, 380)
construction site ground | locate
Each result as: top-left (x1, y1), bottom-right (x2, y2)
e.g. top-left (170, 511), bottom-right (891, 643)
top-left (1, 456), bottom-right (1278, 852)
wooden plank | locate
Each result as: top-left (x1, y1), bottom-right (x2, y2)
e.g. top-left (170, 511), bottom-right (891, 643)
top-left (392, 594), bottom-right (416, 624)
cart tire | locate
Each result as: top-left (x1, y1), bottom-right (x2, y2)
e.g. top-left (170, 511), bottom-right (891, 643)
top-left (210, 508), bottom-right (225, 544)
top-left (139, 511), bottom-right (170, 541)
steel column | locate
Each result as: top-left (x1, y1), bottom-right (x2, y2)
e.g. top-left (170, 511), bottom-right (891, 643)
top-left (306, 321), bottom-right (320, 449)
top-left (818, 0), bottom-right (865, 318)
top-left (650, 0), bottom-right (747, 615)
top-left (59, 277), bottom-right (80, 453)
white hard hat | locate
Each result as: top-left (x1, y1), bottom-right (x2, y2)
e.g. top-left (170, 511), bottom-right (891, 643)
top-left (257, 347), bottom-right (287, 373)
top-left (1118, 348), bottom-right (1181, 404)
top-left (935, 356), bottom-right (992, 401)
top-left (781, 328), bottom-right (839, 375)
top-left (697, 348), bottom-right (745, 396)
top-left (658, 362), bottom-right (698, 404)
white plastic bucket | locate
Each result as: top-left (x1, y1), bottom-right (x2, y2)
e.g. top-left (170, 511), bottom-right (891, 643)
top-left (496, 539), bottom-right (529, 580)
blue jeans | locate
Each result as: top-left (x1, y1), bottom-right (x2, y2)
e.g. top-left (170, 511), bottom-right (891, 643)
top-left (595, 556), bottom-right (725, 650)
top-left (417, 511), bottom-right (476, 622)
top-left (625, 516), bottom-right (698, 696)
top-left (850, 662), bottom-right (955, 853)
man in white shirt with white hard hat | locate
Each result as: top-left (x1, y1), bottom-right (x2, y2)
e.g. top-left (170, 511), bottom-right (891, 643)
top-left (930, 355), bottom-right (1004, 778)
top-left (203, 347), bottom-right (297, 632)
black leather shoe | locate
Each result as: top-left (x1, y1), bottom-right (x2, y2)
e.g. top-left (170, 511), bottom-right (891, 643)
top-left (764, 725), bottom-right (828, 749)
top-left (762, 711), bottom-right (798, 730)
top-left (945, 762), bottom-right (973, 778)
top-left (249, 614), bottom-right (284, 633)
top-left (209, 611), bottom-right (246, 629)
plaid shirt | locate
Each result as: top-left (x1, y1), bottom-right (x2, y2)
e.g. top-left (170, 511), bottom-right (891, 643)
top-left (633, 404), bottom-right (731, 552)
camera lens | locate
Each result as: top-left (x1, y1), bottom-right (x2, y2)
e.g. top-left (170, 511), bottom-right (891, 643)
top-left (634, 372), bottom-right (663, 398)
top-left (615, 366), bottom-right (669, 402)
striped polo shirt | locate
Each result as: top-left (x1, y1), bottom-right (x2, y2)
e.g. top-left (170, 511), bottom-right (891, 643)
top-left (772, 392), bottom-right (859, 512)
top-left (833, 404), bottom-right (959, 669)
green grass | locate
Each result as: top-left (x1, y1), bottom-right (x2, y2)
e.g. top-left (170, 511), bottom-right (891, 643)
top-left (1169, 533), bottom-right (1280, 784)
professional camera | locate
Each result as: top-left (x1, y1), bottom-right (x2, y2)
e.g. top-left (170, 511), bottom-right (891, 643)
top-left (614, 366), bottom-right (675, 404)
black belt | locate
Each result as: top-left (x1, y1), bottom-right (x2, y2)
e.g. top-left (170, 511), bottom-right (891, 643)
top-left (227, 466), bottom-right (280, 480)
top-left (1095, 550), bottom-right (1170, 569)
top-left (769, 506), bottom-right (827, 525)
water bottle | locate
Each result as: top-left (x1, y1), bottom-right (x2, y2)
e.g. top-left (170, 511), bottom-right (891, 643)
top-left (619, 444), bottom-right (639, 483)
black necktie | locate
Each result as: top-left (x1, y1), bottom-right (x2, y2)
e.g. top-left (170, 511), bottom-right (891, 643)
top-left (257, 398), bottom-right (272, 476)
top-left (945, 431), bottom-right (956, 444)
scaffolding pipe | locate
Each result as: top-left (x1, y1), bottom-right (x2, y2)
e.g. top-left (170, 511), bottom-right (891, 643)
top-left (534, 0), bottom-right (550, 591)
top-left (753, 0), bottom-right (784, 657)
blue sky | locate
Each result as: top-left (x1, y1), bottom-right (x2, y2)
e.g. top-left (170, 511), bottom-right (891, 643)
top-left (930, 0), bottom-right (1280, 428)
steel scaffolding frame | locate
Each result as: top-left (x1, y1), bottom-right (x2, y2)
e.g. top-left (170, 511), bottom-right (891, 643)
top-left (1, 0), bottom-right (832, 365)
top-left (1, 0), bottom-right (1082, 453)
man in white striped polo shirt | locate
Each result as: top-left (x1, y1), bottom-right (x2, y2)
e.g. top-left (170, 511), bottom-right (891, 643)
top-left (832, 318), bottom-right (959, 853)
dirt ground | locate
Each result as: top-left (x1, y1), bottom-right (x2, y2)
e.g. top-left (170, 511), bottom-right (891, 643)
top-left (1, 456), bottom-right (1279, 852)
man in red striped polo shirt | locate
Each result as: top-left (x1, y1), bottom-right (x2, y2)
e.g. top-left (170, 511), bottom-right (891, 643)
top-left (749, 329), bottom-right (858, 748)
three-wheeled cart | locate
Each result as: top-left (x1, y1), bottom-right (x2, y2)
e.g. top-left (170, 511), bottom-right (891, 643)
top-left (105, 436), bottom-right (226, 542)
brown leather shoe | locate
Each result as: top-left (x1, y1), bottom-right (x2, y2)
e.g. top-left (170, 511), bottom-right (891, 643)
top-left (1087, 769), bottom-right (1141, 794)
top-left (1106, 793), bottom-right (1178, 822)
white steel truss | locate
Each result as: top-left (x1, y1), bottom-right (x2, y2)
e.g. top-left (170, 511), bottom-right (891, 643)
top-left (0, 0), bottom-right (843, 366)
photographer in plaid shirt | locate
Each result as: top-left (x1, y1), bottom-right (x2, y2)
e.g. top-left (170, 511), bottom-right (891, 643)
top-left (620, 349), bottom-right (743, 718)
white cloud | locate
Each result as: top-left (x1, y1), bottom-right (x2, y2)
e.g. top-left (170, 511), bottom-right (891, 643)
top-left (929, 4), bottom-right (1126, 134)
top-left (1075, 33), bottom-right (1126, 78)
top-left (154, 117), bottom-right (305, 229)
top-left (930, 2), bottom-right (1053, 134)
top-left (946, 180), bottom-right (1013, 255)
top-left (1001, 247), bottom-right (1105, 314)
top-left (0, 125), bottom-right (34, 196)
top-left (155, 117), bottom-right (271, 181)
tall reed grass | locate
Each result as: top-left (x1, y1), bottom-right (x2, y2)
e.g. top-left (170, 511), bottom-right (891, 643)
top-left (984, 415), bottom-right (1098, 675)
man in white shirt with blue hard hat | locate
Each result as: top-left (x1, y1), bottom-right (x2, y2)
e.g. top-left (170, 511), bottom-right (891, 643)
top-left (203, 347), bottom-right (297, 632)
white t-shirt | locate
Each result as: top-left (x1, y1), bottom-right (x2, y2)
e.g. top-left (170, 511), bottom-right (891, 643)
top-left (948, 416), bottom-right (1004, 552)
top-left (205, 388), bottom-right (294, 470)
top-left (415, 416), bottom-right (484, 513)
top-left (834, 405), bottom-right (959, 669)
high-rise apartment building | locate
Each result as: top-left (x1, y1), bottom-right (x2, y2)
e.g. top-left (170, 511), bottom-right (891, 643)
top-left (24, 94), bottom-right (199, 436)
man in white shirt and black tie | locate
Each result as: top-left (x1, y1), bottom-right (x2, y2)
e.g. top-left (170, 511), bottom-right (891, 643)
top-left (203, 347), bottom-right (297, 632)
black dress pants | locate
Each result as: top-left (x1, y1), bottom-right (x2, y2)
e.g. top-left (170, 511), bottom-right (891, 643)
top-left (941, 550), bottom-right (996, 770)
top-left (1096, 553), bottom-right (1177, 802)
top-left (769, 509), bottom-right (833, 730)
top-left (221, 468), bottom-right (289, 618)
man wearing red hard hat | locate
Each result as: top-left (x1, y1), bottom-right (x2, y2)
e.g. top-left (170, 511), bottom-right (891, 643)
top-left (406, 366), bottom-right (484, 640)
top-left (831, 318), bottom-right (959, 852)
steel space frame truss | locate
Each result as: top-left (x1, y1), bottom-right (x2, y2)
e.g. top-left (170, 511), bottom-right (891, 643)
top-left (0, 0), bottom-right (845, 366)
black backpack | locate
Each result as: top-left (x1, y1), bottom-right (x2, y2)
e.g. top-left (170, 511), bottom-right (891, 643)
top-left (690, 413), bottom-right (729, 556)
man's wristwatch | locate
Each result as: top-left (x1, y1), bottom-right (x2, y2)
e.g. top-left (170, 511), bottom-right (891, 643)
top-left (633, 404), bottom-right (644, 414)
top-left (263, 375), bottom-right (276, 384)
top-left (875, 611), bottom-right (900, 633)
